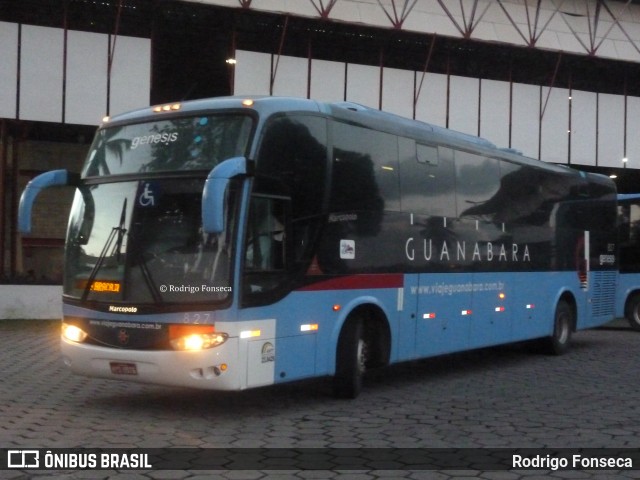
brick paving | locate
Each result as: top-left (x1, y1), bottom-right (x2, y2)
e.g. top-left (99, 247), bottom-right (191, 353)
top-left (1, 320), bottom-right (640, 479)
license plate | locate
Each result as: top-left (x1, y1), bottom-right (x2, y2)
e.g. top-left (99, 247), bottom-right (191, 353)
top-left (110, 362), bottom-right (138, 375)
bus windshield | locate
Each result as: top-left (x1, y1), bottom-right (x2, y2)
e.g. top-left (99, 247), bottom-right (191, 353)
top-left (82, 114), bottom-right (253, 176)
top-left (64, 178), bottom-right (239, 304)
top-left (63, 112), bottom-right (252, 305)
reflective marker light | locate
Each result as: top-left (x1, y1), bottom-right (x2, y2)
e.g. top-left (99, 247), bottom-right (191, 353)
top-left (240, 329), bottom-right (261, 339)
top-left (495, 306), bottom-right (505, 312)
top-left (423, 313), bottom-right (436, 319)
top-left (526, 304), bottom-right (535, 309)
top-left (300, 324), bottom-right (319, 332)
top-left (153, 103), bottom-right (181, 113)
top-left (62, 323), bottom-right (88, 343)
top-left (461, 309), bottom-right (472, 316)
top-left (169, 324), bottom-right (227, 351)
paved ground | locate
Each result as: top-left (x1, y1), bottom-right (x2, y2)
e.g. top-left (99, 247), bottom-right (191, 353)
top-left (1, 319), bottom-right (640, 479)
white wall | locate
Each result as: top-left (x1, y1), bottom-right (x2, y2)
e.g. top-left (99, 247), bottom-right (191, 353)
top-left (20, 25), bottom-right (64, 123)
top-left (571, 90), bottom-right (598, 166)
top-left (109, 35), bottom-right (152, 117)
top-left (598, 93), bottom-right (625, 168)
top-left (345, 63), bottom-right (379, 108)
top-left (540, 86), bottom-right (570, 164)
top-left (628, 96), bottom-right (640, 169)
top-left (66, 31), bottom-right (108, 125)
top-left (414, 72), bottom-right (447, 128)
top-left (0, 22), bottom-right (18, 119)
top-left (0, 23), bottom-right (150, 125)
top-left (449, 76), bottom-right (479, 136)
top-left (310, 59), bottom-right (345, 102)
top-left (511, 83), bottom-right (540, 159)
top-left (235, 49), bottom-right (639, 168)
top-left (480, 79), bottom-right (510, 149)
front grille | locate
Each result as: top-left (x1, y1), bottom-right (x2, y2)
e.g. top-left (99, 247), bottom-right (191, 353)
top-left (66, 318), bottom-right (170, 350)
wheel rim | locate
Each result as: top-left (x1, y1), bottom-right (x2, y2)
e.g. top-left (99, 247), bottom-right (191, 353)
top-left (633, 304), bottom-right (640, 325)
top-left (556, 311), bottom-right (570, 344)
top-left (356, 338), bottom-right (367, 374)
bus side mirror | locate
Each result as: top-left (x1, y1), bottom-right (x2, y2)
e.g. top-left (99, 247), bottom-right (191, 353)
top-left (202, 157), bottom-right (248, 234)
top-left (18, 169), bottom-right (80, 234)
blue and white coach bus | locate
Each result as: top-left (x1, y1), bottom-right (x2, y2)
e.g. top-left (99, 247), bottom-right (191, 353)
top-left (616, 193), bottom-right (640, 331)
top-left (19, 96), bottom-right (618, 398)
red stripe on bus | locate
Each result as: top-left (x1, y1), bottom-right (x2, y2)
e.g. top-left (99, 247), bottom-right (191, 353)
top-left (297, 274), bottom-right (404, 291)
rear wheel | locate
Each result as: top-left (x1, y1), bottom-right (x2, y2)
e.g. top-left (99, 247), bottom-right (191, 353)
top-left (333, 316), bottom-right (368, 399)
top-left (542, 300), bottom-right (574, 355)
top-left (624, 293), bottom-right (640, 331)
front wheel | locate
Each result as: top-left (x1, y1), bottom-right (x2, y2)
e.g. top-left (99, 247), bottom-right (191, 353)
top-left (542, 300), bottom-right (574, 355)
top-left (624, 294), bottom-right (640, 331)
top-left (333, 317), bottom-right (367, 399)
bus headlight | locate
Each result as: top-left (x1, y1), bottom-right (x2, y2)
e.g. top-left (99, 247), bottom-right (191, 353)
top-left (169, 325), bottom-right (228, 351)
top-left (62, 323), bottom-right (88, 343)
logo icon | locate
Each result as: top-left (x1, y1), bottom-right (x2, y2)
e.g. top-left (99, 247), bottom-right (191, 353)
top-left (7, 450), bottom-right (39, 468)
top-left (340, 239), bottom-right (355, 259)
top-left (261, 342), bottom-right (275, 363)
top-left (138, 182), bottom-right (157, 207)
top-left (117, 329), bottom-right (130, 345)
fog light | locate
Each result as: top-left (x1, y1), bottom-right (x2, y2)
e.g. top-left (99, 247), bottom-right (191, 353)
top-left (62, 323), bottom-right (88, 343)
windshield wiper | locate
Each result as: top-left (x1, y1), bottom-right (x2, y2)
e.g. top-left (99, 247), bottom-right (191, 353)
top-left (81, 199), bottom-right (127, 301)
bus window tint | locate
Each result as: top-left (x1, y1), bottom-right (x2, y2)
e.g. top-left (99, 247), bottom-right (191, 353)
top-left (245, 196), bottom-right (287, 272)
top-left (619, 202), bottom-right (640, 272)
top-left (256, 115), bottom-right (327, 220)
top-left (456, 152), bottom-right (501, 220)
top-left (255, 115), bottom-right (328, 272)
top-left (83, 115), bottom-right (253, 177)
top-left (331, 123), bottom-right (397, 212)
top-left (399, 139), bottom-right (456, 217)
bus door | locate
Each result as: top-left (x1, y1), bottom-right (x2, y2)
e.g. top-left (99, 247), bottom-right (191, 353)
top-left (414, 272), bottom-right (473, 357)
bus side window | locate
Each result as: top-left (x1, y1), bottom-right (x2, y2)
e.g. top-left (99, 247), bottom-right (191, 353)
top-left (331, 122), bottom-right (398, 212)
top-left (245, 196), bottom-right (287, 272)
top-left (255, 115), bottom-right (328, 270)
top-left (455, 151), bottom-right (501, 220)
top-left (629, 204), bottom-right (640, 244)
top-left (399, 138), bottom-right (456, 218)
top-left (620, 203), bottom-right (640, 273)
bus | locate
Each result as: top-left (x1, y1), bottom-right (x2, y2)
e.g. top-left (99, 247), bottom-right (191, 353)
top-left (617, 193), bottom-right (640, 331)
top-left (18, 96), bottom-right (618, 398)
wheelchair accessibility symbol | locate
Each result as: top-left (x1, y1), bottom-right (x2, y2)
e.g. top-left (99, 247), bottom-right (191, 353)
top-left (138, 181), bottom-right (158, 207)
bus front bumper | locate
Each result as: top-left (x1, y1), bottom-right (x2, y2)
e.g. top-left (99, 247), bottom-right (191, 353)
top-left (60, 336), bottom-right (243, 390)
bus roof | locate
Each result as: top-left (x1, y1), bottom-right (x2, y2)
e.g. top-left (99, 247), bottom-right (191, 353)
top-left (103, 95), bottom-right (610, 185)
top-left (618, 193), bottom-right (640, 201)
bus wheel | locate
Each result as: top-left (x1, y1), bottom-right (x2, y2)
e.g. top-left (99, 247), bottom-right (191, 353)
top-left (543, 300), bottom-right (573, 355)
top-left (624, 294), bottom-right (640, 331)
top-left (333, 316), bottom-right (367, 399)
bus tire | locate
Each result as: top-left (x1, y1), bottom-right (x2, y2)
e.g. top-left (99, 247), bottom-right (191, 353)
top-left (624, 293), bottom-right (640, 331)
top-left (333, 316), bottom-right (367, 399)
top-left (542, 300), bottom-right (573, 355)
